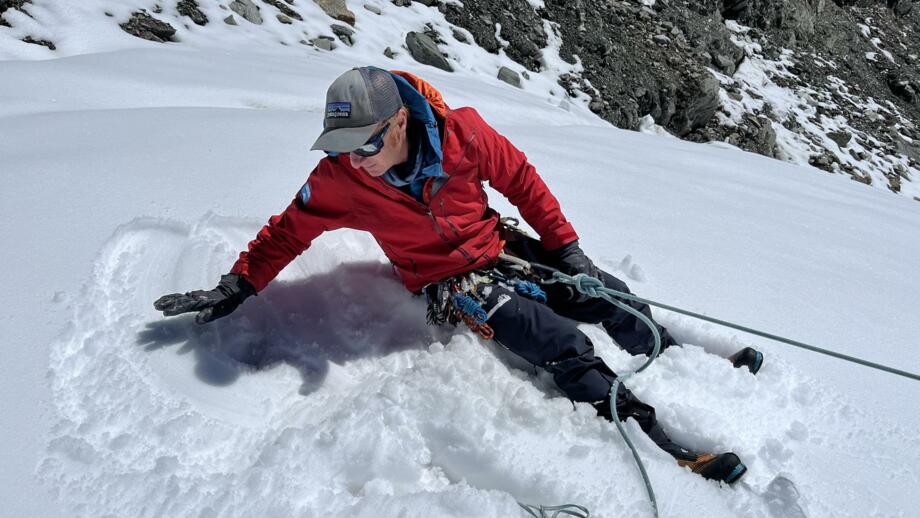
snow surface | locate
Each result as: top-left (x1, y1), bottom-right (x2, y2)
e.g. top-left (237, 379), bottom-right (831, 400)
top-left (3, 9), bottom-right (920, 518)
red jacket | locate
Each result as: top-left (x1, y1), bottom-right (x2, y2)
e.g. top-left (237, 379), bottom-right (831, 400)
top-left (231, 72), bottom-right (578, 293)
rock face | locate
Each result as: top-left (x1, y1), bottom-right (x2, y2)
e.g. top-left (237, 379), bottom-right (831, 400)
top-left (119, 11), bottom-right (177, 43)
top-left (229, 0), bottom-right (262, 24)
top-left (443, 0), bottom-right (546, 71)
top-left (442, 0), bottom-right (920, 193)
top-left (406, 31), bottom-right (453, 72)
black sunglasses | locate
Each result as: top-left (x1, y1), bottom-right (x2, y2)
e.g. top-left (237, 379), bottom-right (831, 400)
top-left (351, 122), bottom-right (392, 157)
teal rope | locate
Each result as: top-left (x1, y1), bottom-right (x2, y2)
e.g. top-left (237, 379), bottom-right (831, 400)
top-left (514, 272), bottom-right (666, 518)
top-left (553, 272), bottom-right (663, 518)
top-left (518, 503), bottom-right (591, 518)
top-left (551, 272), bottom-right (920, 382)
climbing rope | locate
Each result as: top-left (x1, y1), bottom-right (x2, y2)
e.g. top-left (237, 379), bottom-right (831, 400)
top-left (518, 503), bottom-right (591, 518)
top-left (546, 272), bottom-right (664, 518)
top-left (547, 271), bottom-right (920, 382)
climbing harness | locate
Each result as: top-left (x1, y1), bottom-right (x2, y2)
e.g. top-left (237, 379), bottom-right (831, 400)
top-left (424, 271), bottom-right (496, 340)
top-left (423, 255), bottom-right (553, 342)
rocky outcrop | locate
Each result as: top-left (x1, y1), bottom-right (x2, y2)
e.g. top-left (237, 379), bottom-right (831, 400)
top-left (439, 0), bottom-right (920, 193)
top-left (443, 0), bottom-right (546, 72)
top-left (119, 11), bottom-right (177, 43)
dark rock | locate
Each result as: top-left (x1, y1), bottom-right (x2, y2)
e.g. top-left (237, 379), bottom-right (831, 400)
top-left (828, 130), bottom-right (852, 148)
top-left (177, 0), bottom-right (208, 26)
top-left (443, 0), bottom-right (546, 71)
top-left (452, 28), bottom-right (469, 43)
top-left (311, 36), bottom-right (335, 51)
top-left (0, 0), bottom-right (29, 26)
top-left (392, 0), bottom-right (411, 6)
top-left (119, 11), bottom-right (177, 43)
top-left (384, 46), bottom-right (396, 59)
top-left (364, 3), bottom-right (381, 15)
top-left (889, 0), bottom-right (914, 16)
top-left (263, 0), bottom-right (301, 21)
top-left (223, 14), bottom-right (237, 25)
top-left (230, 0), bottom-right (261, 24)
top-left (887, 73), bottom-right (916, 102)
top-left (315, 0), bottom-right (355, 26)
top-left (406, 31), bottom-right (453, 72)
top-left (276, 14), bottom-right (292, 24)
top-left (21, 36), bottom-right (55, 50)
top-left (331, 23), bottom-right (354, 46)
top-left (497, 66), bottom-right (522, 88)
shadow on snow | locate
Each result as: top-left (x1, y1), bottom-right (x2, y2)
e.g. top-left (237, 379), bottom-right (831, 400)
top-left (136, 261), bottom-right (447, 394)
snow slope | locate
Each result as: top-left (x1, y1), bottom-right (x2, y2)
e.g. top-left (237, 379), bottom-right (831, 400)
top-left (3, 41), bottom-right (920, 518)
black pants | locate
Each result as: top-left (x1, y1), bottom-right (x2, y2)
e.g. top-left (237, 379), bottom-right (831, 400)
top-left (478, 269), bottom-right (678, 403)
top-left (477, 233), bottom-right (695, 460)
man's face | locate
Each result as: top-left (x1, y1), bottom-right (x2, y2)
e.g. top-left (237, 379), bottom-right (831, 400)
top-left (348, 108), bottom-right (408, 177)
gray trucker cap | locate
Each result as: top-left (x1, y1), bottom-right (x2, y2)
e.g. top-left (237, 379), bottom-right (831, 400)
top-left (310, 67), bottom-right (402, 153)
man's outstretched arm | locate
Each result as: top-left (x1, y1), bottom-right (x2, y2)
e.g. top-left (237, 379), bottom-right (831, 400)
top-left (154, 162), bottom-right (347, 322)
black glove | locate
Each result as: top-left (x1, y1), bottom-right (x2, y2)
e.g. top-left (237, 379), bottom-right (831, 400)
top-left (154, 273), bottom-right (256, 324)
top-left (550, 240), bottom-right (600, 279)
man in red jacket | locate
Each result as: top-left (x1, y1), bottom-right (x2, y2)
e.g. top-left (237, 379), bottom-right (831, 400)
top-left (155, 66), bottom-right (762, 484)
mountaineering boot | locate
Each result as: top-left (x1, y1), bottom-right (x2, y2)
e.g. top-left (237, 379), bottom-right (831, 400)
top-left (729, 346), bottom-right (764, 374)
top-left (677, 452), bottom-right (747, 484)
top-left (593, 385), bottom-right (748, 484)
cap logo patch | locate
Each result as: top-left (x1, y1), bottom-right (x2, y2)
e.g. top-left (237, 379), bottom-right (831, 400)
top-left (326, 102), bottom-right (352, 118)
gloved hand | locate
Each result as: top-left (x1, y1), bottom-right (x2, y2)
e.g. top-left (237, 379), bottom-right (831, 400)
top-left (550, 240), bottom-right (600, 279)
top-left (154, 273), bottom-right (256, 324)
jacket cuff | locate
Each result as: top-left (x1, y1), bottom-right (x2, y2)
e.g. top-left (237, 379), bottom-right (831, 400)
top-left (541, 226), bottom-right (579, 252)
